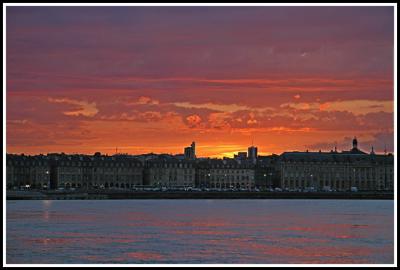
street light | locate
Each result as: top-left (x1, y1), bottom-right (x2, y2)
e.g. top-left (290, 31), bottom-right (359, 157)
top-left (45, 170), bottom-right (50, 190)
top-left (263, 173), bottom-right (267, 191)
top-left (310, 174), bottom-right (313, 191)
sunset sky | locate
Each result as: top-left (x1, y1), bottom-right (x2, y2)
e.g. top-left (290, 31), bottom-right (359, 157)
top-left (6, 6), bottom-right (395, 158)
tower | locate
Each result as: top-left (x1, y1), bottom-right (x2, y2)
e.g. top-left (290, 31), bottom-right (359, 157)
top-left (248, 146), bottom-right (258, 163)
top-left (191, 141), bottom-right (196, 158)
top-left (352, 137), bottom-right (358, 149)
top-left (184, 141), bottom-right (196, 160)
top-left (370, 146), bottom-right (375, 155)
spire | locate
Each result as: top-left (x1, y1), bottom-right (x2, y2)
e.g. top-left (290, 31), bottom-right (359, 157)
top-left (352, 136), bottom-right (358, 149)
top-left (370, 146), bottom-right (375, 155)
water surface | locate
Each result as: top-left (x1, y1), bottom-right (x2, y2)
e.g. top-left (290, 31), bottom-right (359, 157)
top-left (6, 199), bottom-right (394, 264)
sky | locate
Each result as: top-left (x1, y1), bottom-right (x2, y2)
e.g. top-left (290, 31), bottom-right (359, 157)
top-left (6, 6), bottom-right (395, 158)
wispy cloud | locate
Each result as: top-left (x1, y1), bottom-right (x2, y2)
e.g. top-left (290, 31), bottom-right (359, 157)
top-left (47, 98), bottom-right (98, 117)
top-left (172, 101), bottom-right (273, 113)
top-left (280, 99), bottom-right (393, 115)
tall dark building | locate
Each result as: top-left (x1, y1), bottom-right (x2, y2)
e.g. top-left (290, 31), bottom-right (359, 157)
top-left (248, 146), bottom-right (258, 163)
top-left (184, 141), bottom-right (196, 160)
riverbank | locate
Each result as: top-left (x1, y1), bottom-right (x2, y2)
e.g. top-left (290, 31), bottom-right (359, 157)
top-left (6, 190), bottom-right (394, 200)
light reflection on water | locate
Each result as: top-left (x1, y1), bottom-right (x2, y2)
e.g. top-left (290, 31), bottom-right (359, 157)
top-left (6, 199), bottom-right (394, 264)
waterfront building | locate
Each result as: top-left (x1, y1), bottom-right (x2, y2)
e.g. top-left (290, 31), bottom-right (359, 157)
top-left (279, 138), bottom-right (394, 191)
top-left (254, 155), bottom-right (281, 190)
top-left (6, 154), bottom-right (50, 189)
top-left (196, 158), bottom-right (255, 189)
top-left (91, 154), bottom-right (144, 189)
top-left (6, 153), bottom-right (144, 190)
top-left (49, 153), bottom-right (144, 189)
top-left (52, 154), bottom-right (89, 189)
top-left (143, 156), bottom-right (196, 188)
top-left (5, 138), bottom-right (394, 192)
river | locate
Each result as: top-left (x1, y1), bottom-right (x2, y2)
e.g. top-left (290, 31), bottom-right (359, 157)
top-left (6, 199), bottom-right (394, 264)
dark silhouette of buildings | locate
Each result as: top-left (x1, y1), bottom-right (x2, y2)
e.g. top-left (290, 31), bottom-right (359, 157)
top-left (6, 138), bottom-right (394, 191)
top-left (184, 141), bottom-right (196, 160)
top-left (248, 146), bottom-right (258, 164)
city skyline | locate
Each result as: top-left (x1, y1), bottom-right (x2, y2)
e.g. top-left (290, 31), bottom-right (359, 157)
top-left (5, 136), bottom-right (393, 159)
top-left (6, 6), bottom-right (395, 158)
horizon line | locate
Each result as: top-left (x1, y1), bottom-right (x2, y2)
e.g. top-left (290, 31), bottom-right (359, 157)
top-left (5, 148), bottom-right (393, 158)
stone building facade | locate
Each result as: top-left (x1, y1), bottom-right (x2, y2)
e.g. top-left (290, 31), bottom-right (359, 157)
top-left (143, 156), bottom-right (196, 187)
top-left (7, 153), bottom-right (144, 190)
top-left (6, 154), bottom-right (50, 189)
top-left (90, 154), bottom-right (143, 189)
top-left (6, 138), bottom-right (394, 191)
top-left (280, 150), bottom-right (394, 191)
top-left (196, 159), bottom-right (255, 189)
top-left (254, 155), bottom-right (281, 189)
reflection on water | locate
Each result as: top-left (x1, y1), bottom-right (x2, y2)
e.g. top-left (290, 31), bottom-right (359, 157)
top-left (6, 200), bottom-right (394, 264)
